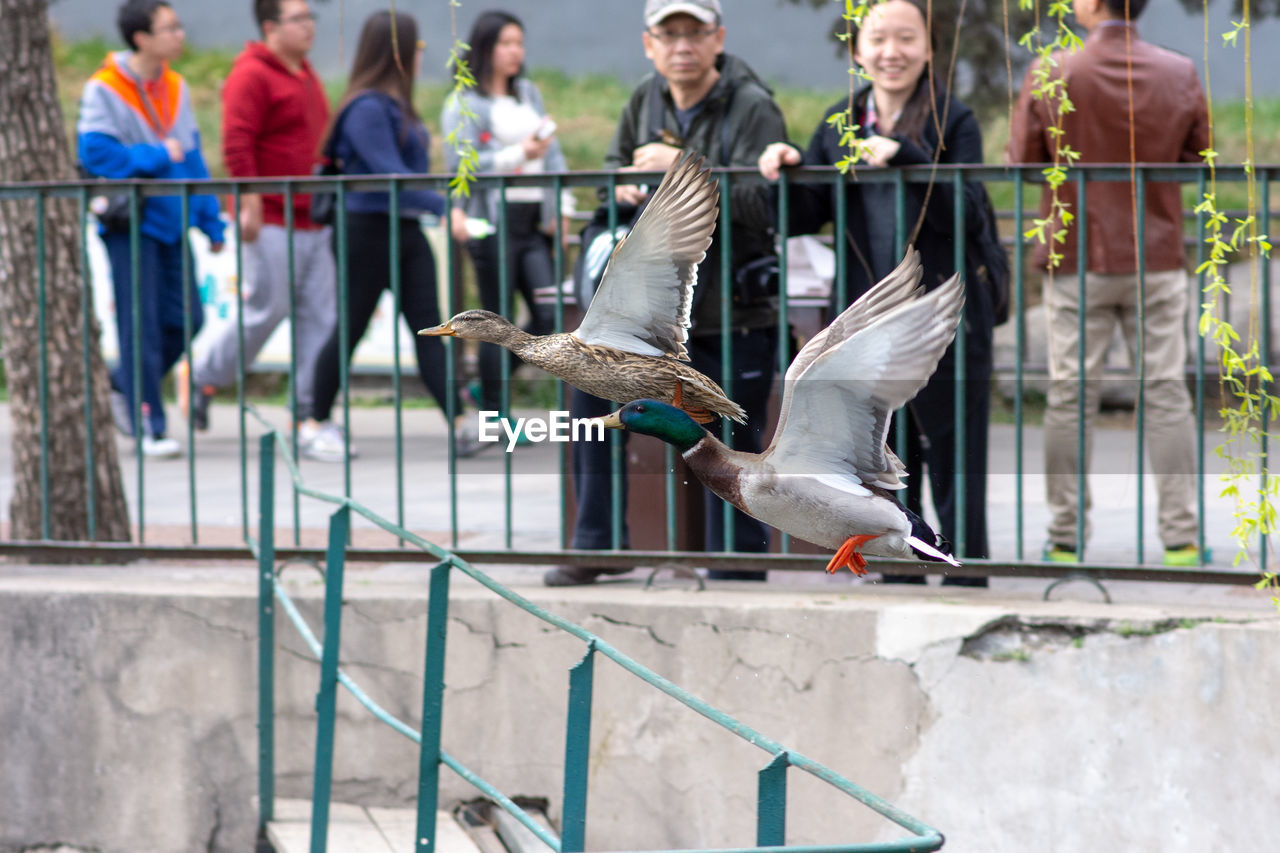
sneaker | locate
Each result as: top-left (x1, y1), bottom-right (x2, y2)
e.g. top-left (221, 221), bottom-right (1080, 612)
top-left (453, 422), bottom-right (490, 458)
top-left (543, 566), bottom-right (630, 587)
top-left (1163, 544), bottom-right (1212, 567)
top-left (109, 389), bottom-right (133, 437)
top-left (139, 434), bottom-right (181, 459)
top-left (297, 418), bottom-right (321, 449)
top-left (301, 421), bottom-right (357, 463)
top-left (1043, 544), bottom-right (1079, 563)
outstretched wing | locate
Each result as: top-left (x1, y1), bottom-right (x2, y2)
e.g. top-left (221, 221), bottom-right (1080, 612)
top-left (573, 151), bottom-right (719, 360)
top-left (765, 273), bottom-right (965, 491)
top-left (768, 248), bottom-right (925, 453)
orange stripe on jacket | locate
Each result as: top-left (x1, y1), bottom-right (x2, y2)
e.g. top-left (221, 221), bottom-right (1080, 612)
top-left (91, 55), bottom-right (183, 137)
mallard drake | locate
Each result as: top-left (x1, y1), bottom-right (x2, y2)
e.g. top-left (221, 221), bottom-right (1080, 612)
top-left (599, 249), bottom-right (964, 575)
top-left (419, 151), bottom-right (745, 424)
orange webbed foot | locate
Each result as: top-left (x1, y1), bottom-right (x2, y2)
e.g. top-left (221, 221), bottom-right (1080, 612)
top-left (825, 534), bottom-right (878, 576)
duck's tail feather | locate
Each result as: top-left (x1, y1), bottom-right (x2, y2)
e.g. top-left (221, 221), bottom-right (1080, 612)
top-left (903, 507), bottom-right (961, 566)
top-left (906, 535), bottom-right (962, 567)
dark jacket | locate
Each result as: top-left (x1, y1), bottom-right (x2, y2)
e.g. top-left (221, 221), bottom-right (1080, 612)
top-left (1006, 23), bottom-right (1209, 274)
top-left (332, 91), bottom-right (445, 218)
top-left (605, 53), bottom-right (787, 336)
top-left (783, 85), bottom-right (994, 433)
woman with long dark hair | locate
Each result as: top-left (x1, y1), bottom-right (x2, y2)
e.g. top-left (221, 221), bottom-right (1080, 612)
top-left (758, 0), bottom-right (995, 583)
top-left (303, 9), bottom-right (480, 460)
top-left (441, 9), bottom-right (571, 427)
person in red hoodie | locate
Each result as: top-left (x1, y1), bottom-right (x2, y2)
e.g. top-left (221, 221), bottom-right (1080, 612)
top-left (183, 0), bottom-right (334, 441)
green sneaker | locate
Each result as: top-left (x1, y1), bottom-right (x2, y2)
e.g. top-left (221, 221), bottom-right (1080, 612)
top-left (1163, 544), bottom-right (1211, 567)
top-left (1043, 544), bottom-right (1079, 563)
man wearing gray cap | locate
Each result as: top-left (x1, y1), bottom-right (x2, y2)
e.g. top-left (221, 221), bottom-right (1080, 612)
top-left (548, 0), bottom-right (788, 586)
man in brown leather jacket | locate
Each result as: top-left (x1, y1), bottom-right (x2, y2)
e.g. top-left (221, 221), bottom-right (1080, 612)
top-left (1007, 0), bottom-right (1210, 567)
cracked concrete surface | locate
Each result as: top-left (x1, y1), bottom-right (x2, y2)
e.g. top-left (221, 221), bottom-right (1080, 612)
top-left (1, 566), bottom-right (1277, 852)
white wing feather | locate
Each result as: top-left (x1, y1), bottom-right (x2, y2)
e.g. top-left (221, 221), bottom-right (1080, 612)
top-left (766, 274), bottom-right (965, 490)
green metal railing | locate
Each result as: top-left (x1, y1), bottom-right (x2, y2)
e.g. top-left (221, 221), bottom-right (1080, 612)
top-left (249, 416), bottom-right (945, 852)
top-left (0, 165), bottom-right (1274, 584)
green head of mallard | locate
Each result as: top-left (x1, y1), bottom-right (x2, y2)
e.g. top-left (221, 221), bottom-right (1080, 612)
top-left (600, 399), bottom-right (707, 452)
top-left (418, 310), bottom-right (522, 346)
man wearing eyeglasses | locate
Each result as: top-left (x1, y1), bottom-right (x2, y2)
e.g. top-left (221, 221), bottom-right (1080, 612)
top-left (78, 0), bottom-right (225, 458)
top-left (182, 0), bottom-right (334, 441)
top-left (548, 0), bottom-right (788, 586)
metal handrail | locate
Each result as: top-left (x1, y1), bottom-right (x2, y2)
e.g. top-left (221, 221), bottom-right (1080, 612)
top-left (249, 412), bottom-right (945, 852)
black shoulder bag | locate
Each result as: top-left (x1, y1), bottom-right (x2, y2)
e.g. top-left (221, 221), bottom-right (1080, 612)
top-left (309, 106), bottom-right (353, 226)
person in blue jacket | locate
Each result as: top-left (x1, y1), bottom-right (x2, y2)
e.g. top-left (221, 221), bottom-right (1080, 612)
top-left (302, 10), bottom-right (479, 461)
top-left (77, 0), bottom-right (225, 458)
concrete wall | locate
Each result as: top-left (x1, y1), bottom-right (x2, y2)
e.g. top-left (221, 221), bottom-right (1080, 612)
top-left (1, 567), bottom-right (1277, 852)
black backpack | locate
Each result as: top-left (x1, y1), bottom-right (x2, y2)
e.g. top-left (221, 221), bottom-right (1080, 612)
top-left (969, 187), bottom-right (1011, 326)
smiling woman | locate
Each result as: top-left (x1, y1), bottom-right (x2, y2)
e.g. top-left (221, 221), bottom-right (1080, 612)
top-left (758, 0), bottom-right (999, 585)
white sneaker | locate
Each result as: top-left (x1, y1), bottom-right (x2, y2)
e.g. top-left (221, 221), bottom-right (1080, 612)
top-left (297, 419), bottom-right (321, 448)
top-left (301, 421), bottom-right (357, 462)
top-left (139, 435), bottom-right (181, 458)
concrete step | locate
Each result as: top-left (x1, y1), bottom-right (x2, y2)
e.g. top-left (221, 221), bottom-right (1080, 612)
top-left (267, 798), bottom-right (482, 853)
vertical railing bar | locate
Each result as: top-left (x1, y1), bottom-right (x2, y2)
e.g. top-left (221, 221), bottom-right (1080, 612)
top-left (1014, 169), bottom-right (1025, 560)
top-left (1259, 174), bottom-right (1271, 573)
top-left (951, 169), bottom-right (967, 559)
top-left (1075, 171), bottom-right (1088, 561)
top-left (257, 433), bottom-right (276, 834)
top-left (414, 559), bottom-right (453, 853)
top-left (310, 505), bottom-right (350, 853)
top-left (285, 181), bottom-right (302, 546)
top-left (719, 169), bottom-right (734, 546)
top-left (443, 183), bottom-right (459, 551)
top-left (834, 171), bottom-right (848, 310)
top-left (1195, 168), bottom-right (1207, 566)
top-left (234, 186), bottom-right (249, 543)
top-left (552, 175), bottom-right (571, 551)
top-left (36, 193), bottom-right (51, 539)
top-left (498, 176), bottom-right (513, 550)
top-left (335, 181), bottom-right (351, 498)
top-left (129, 184), bottom-right (145, 541)
top-left (756, 751), bottom-right (789, 846)
top-left (181, 185), bottom-right (196, 542)
top-left (1135, 169), bottom-right (1147, 565)
top-left (78, 187), bottom-right (98, 540)
top-left (607, 174), bottom-right (623, 552)
top-left (390, 178), bottom-right (405, 544)
top-left (560, 641), bottom-right (596, 853)
top-left (777, 171), bottom-right (791, 553)
top-left (893, 171), bottom-right (907, 499)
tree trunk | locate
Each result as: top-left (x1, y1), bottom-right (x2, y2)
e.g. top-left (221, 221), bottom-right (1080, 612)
top-left (0, 0), bottom-right (130, 541)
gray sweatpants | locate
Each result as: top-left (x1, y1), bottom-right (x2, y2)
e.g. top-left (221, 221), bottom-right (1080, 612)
top-left (193, 224), bottom-right (336, 419)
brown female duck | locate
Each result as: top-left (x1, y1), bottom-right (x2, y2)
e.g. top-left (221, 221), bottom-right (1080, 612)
top-left (419, 151), bottom-right (745, 423)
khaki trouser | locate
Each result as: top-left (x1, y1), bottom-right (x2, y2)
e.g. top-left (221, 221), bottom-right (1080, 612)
top-left (1043, 269), bottom-right (1199, 550)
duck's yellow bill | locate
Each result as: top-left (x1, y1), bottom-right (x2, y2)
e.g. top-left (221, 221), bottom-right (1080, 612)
top-left (418, 322), bottom-right (455, 337)
top-left (598, 411), bottom-right (624, 430)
